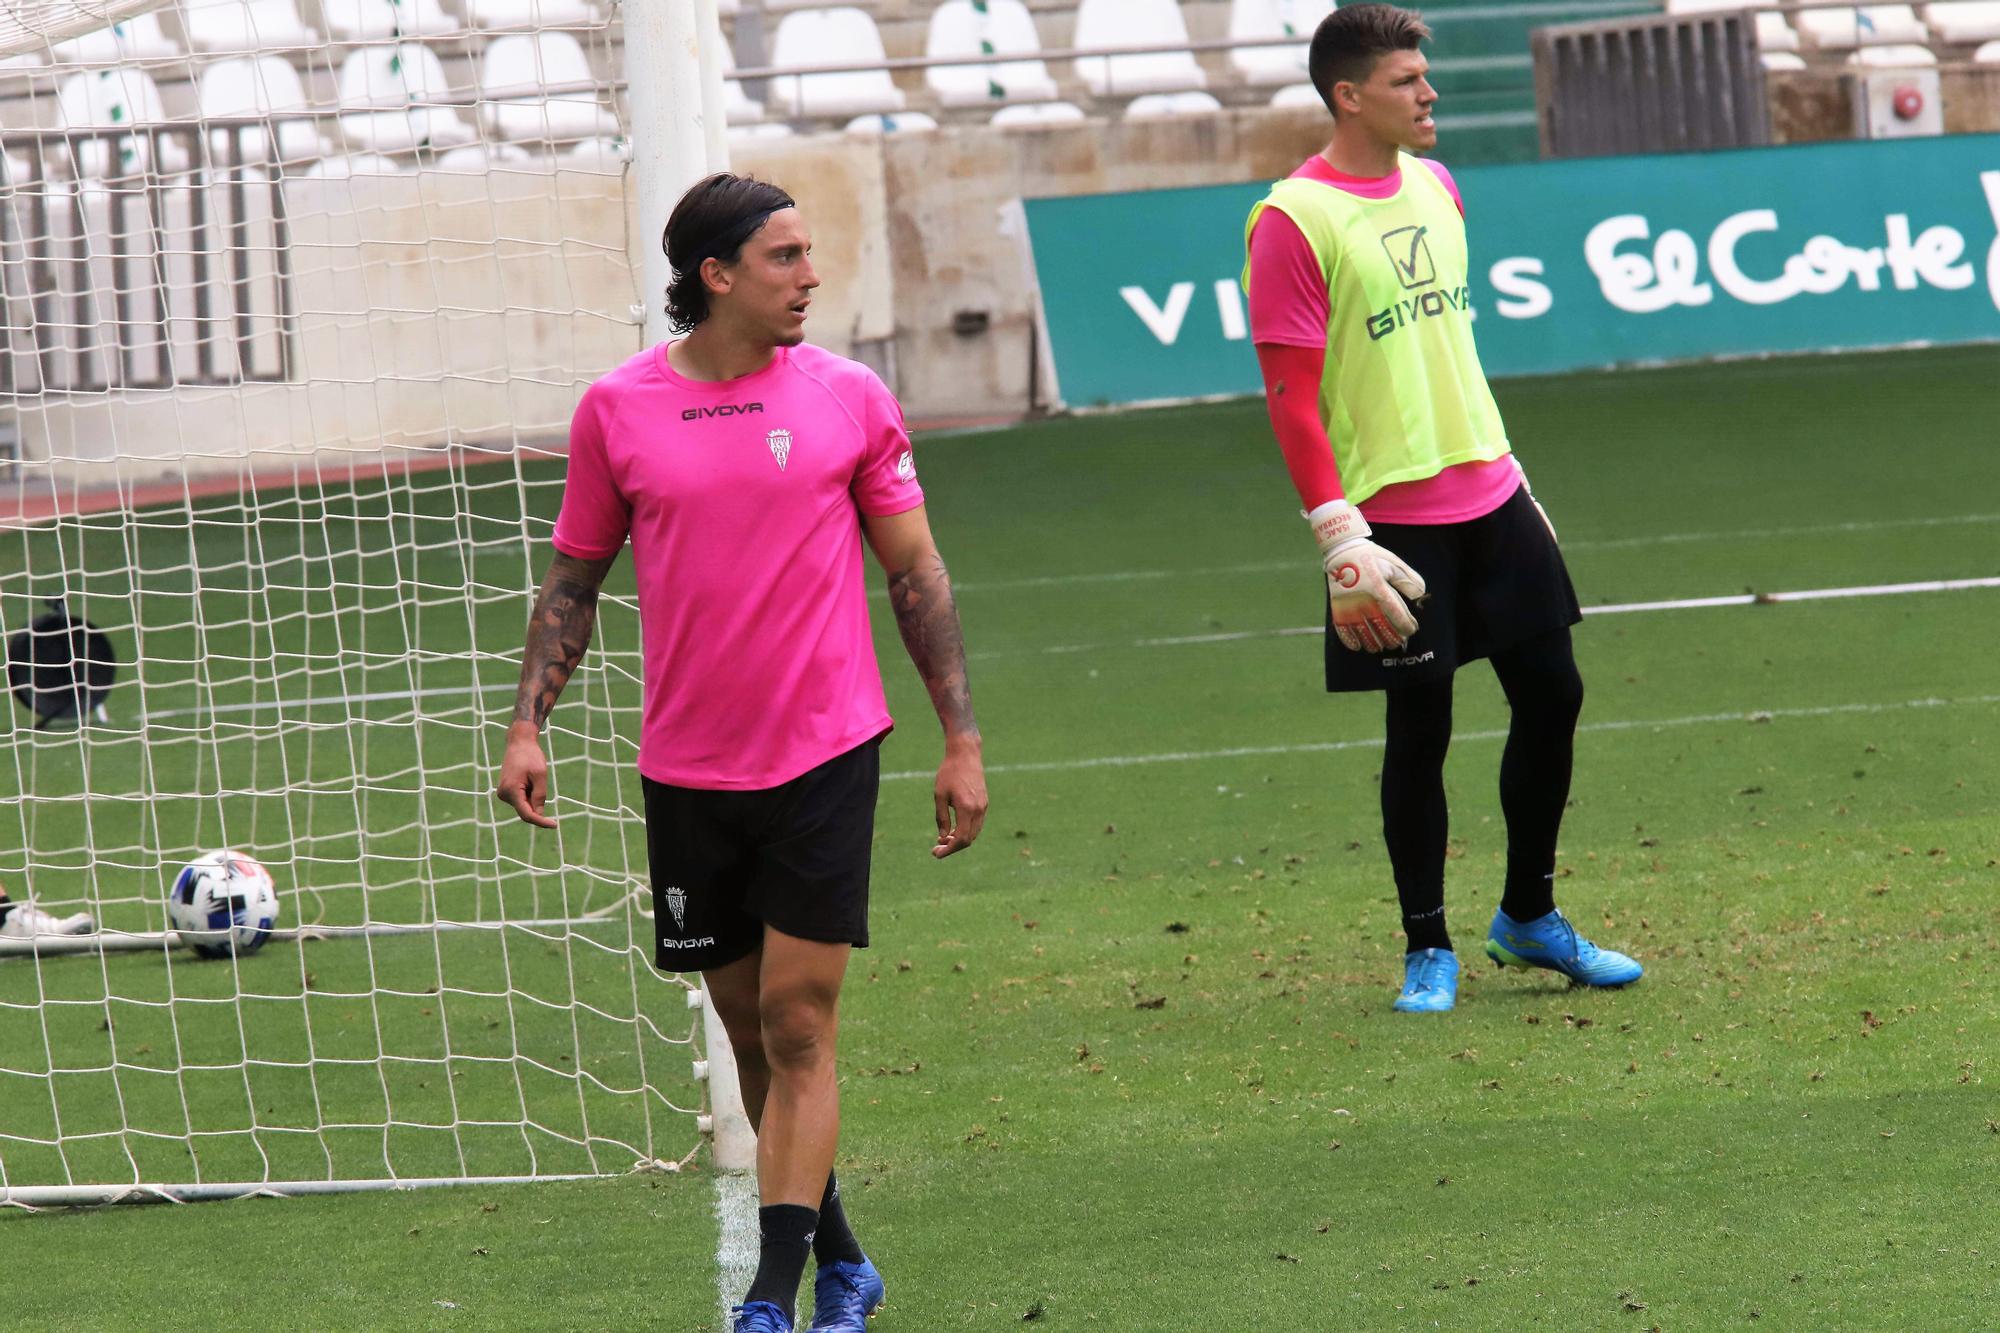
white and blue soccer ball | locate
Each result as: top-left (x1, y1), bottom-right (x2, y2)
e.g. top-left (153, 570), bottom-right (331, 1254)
top-left (168, 851), bottom-right (279, 958)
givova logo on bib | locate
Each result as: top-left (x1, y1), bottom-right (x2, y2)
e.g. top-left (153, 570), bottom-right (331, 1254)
top-left (1380, 225), bottom-right (1437, 290)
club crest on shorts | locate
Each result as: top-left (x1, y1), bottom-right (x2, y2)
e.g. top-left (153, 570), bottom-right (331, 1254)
top-left (767, 428), bottom-right (792, 471)
top-left (665, 884), bottom-right (686, 929)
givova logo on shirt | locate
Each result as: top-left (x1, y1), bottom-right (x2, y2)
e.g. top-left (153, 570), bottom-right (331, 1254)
top-left (1366, 285), bottom-right (1472, 341)
top-left (1379, 225), bottom-right (1437, 290)
top-left (768, 428), bottom-right (792, 470)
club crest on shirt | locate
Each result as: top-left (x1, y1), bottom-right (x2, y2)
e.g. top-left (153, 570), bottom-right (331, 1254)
top-left (896, 449), bottom-right (916, 483)
top-left (767, 428), bottom-right (792, 471)
top-left (665, 884), bottom-right (686, 929)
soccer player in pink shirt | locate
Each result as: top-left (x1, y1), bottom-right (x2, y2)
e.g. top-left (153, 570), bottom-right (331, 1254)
top-left (1244, 6), bottom-right (1640, 1014)
top-left (495, 174), bottom-right (987, 1333)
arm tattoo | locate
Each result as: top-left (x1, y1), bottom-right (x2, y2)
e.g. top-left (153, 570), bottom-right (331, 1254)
top-left (512, 552), bottom-right (616, 730)
top-left (886, 550), bottom-right (979, 740)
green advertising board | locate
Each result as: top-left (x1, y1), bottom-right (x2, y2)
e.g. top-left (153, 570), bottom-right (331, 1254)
top-left (1022, 134), bottom-right (2000, 407)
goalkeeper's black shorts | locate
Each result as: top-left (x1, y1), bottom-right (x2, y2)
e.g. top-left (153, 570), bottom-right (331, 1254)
top-left (1323, 482), bottom-right (1581, 693)
top-left (641, 734), bottom-right (882, 974)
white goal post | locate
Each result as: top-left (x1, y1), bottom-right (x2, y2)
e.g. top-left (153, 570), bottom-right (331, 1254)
top-left (0, 0), bottom-right (753, 1206)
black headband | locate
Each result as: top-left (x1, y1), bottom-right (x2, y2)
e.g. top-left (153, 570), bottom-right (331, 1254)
top-left (670, 205), bottom-right (786, 272)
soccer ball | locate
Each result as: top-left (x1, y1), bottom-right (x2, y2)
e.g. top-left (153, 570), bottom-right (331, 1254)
top-left (168, 851), bottom-right (279, 958)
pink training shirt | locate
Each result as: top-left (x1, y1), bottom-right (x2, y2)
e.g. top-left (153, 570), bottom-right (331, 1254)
top-left (553, 341), bottom-right (924, 790)
top-left (1248, 154), bottom-right (1522, 525)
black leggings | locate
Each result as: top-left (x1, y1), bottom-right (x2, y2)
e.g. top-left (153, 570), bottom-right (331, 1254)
top-left (1380, 628), bottom-right (1584, 951)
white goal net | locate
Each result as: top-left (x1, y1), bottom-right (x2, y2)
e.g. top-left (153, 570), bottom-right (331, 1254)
top-left (0, 0), bottom-right (721, 1206)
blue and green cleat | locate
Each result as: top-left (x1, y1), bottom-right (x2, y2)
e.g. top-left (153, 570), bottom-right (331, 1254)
top-left (1484, 908), bottom-right (1642, 987)
top-left (1393, 947), bottom-right (1459, 1013)
top-left (806, 1256), bottom-right (885, 1331)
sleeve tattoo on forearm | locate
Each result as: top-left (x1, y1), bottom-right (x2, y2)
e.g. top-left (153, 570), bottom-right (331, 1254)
top-left (887, 551), bottom-right (978, 737)
top-left (513, 553), bottom-right (613, 729)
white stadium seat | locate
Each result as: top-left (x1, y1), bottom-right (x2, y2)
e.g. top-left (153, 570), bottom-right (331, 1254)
top-left (1270, 82), bottom-right (1323, 107)
top-left (199, 56), bottom-right (324, 166)
top-left (925, 0), bottom-right (1059, 106)
top-left (435, 141), bottom-right (547, 171)
top-left (56, 69), bottom-right (190, 178)
top-left (479, 33), bottom-right (619, 143)
top-left (336, 44), bottom-right (476, 153)
top-left (184, 0), bottom-right (318, 54)
top-left (729, 123), bottom-right (797, 142)
top-left (562, 135), bottom-right (627, 168)
top-left (767, 8), bottom-right (905, 118)
top-left (1980, 36), bottom-right (2000, 56)
top-left (1664, 0), bottom-right (1799, 52)
top-left (52, 14), bottom-right (180, 62)
top-left (843, 111), bottom-right (939, 135)
top-left (303, 152), bottom-right (407, 178)
top-left (1847, 40), bottom-right (1939, 60)
top-left (321, 0), bottom-right (462, 42)
top-left (1124, 90), bottom-right (1224, 119)
top-left (464, 0), bottom-right (600, 31)
top-left (1923, 1), bottom-right (2000, 41)
top-left (1794, 4), bottom-right (1927, 47)
top-left (1073, 0), bottom-right (1208, 97)
top-left (1760, 50), bottom-right (1809, 68)
top-left (1229, 0), bottom-right (1335, 86)
top-left (991, 100), bottom-right (1086, 127)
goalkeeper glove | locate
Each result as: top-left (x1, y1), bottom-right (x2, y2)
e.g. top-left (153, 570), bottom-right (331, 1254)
top-left (1307, 499), bottom-right (1427, 653)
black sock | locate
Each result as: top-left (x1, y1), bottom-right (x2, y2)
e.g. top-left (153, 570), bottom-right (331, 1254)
top-left (813, 1172), bottom-right (865, 1267)
top-left (1492, 630), bottom-right (1583, 925)
top-left (1401, 903), bottom-right (1451, 954)
top-left (745, 1203), bottom-right (818, 1321)
top-left (1383, 679), bottom-right (1454, 956)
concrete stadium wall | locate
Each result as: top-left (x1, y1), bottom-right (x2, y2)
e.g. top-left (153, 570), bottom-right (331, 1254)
top-left (869, 105), bottom-right (1331, 421)
top-left (11, 134), bottom-right (892, 495)
top-left (11, 105), bottom-right (1323, 497)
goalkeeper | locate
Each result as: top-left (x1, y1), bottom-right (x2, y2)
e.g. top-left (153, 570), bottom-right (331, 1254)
top-left (1244, 4), bottom-right (1640, 1013)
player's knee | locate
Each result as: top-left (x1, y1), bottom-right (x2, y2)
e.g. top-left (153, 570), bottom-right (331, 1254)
top-left (1540, 660), bottom-right (1584, 723)
top-left (757, 991), bottom-right (837, 1071)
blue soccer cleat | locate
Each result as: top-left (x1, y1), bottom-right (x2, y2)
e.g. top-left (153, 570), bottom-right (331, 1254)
top-left (731, 1301), bottom-right (794, 1333)
top-left (1393, 947), bottom-right (1459, 1013)
top-left (1484, 908), bottom-right (1642, 987)
top-left (807, 1256), bottom-right (885, 1331)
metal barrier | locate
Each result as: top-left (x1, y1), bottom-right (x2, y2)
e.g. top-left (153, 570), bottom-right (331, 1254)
top-left (0, 121), bottom-right (294, 393)
top-left (1532, 11), bottom-right (1770, 158)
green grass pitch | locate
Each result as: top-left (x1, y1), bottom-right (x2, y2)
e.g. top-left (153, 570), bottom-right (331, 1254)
top-left (2, 345), bottom-right (1997, 1329)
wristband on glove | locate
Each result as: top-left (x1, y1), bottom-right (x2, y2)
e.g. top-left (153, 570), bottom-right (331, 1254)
top-left (1306, 499), bottom-right (1427, 653)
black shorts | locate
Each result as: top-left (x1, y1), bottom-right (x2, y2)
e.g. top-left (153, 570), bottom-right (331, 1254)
top-left (642, 736), bottom-right (882, 975)
top-left (1325, 483), bottom-right (1582, 693)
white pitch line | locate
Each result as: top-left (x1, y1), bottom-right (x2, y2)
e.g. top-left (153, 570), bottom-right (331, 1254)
top-left (713, 1173), bottom-right (759, 1326)
top-left (133, 575), bottom-right (1999, 724)
top-left (872, 511), bottom-right (2000, 600)
top-left (881, 693), bottom-right (2000, 782)
top-left (969, 576), bottom-right (2000, 660)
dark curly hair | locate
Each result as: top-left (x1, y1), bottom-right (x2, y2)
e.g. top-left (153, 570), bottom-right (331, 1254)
top-left (662, 173), bottom-right (797, 334)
